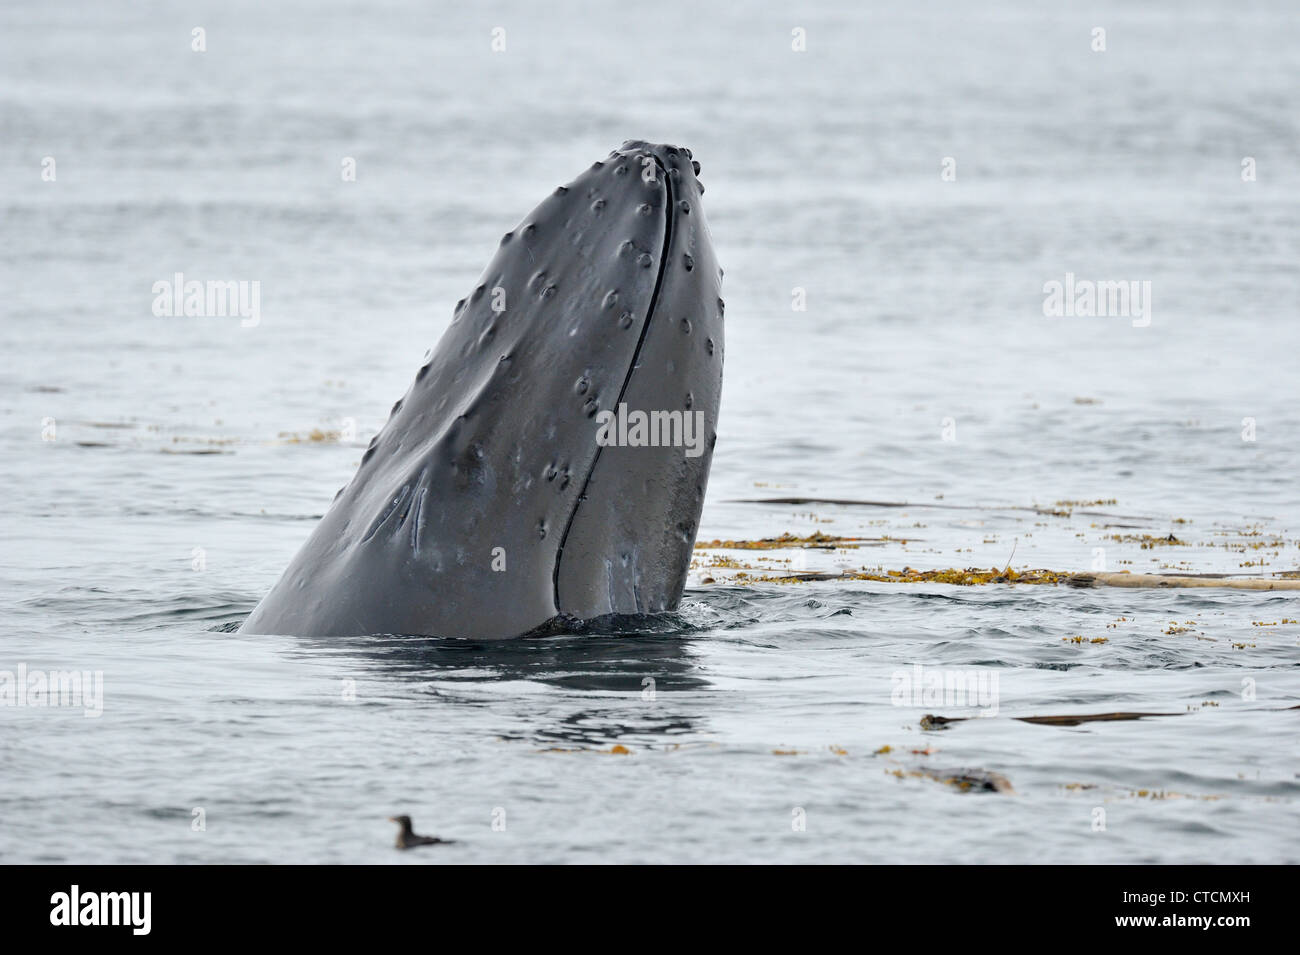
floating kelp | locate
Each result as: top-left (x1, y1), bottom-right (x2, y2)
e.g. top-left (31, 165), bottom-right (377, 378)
top-left (921, 711), bottom-right (1183, 730)
top-left (691, 535), bottom-right (1300, 590)
top-left (702, 563), bottom-right (1064, 586)
top-left (886, 765), bottom-right (1015, 794)
top-left (276, 428), bottom-right (345, 444)
top-left (693, 531), bottom-right (906, 550)
top-left (1067, 572), bottom-right (1300, 591)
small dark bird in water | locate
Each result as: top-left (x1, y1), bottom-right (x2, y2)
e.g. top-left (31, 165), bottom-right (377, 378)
top-left (388, 815), bottom-right (452, 849)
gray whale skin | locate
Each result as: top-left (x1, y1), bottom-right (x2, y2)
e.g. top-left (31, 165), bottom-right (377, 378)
top-left (240, 141), bottom-right (723, 639)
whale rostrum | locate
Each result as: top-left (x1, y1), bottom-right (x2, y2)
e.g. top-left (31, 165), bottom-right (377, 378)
top-left (240, 141), bottom-right (723, 639)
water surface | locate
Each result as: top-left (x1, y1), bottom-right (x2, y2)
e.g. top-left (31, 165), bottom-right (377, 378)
top-left (2, 0), bottom-right (1297, 863)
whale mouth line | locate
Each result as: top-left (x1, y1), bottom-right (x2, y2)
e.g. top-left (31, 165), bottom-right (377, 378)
top-left (550, 152), bottom-right (675, 610)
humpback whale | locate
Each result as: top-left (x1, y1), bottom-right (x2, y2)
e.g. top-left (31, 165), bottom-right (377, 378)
top-left (241, 141), bottom-right (723, 639)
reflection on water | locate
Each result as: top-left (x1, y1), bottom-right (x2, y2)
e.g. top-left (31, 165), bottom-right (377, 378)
top-left (314, 626), bottom-right (712, 747)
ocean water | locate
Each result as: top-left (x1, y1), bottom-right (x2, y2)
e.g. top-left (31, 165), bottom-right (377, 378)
top-left (1, 0), bottom-right (1298, 863)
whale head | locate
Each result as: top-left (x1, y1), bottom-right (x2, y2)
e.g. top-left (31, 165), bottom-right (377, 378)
top-left (241, 141), bottom-right (724, 639)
